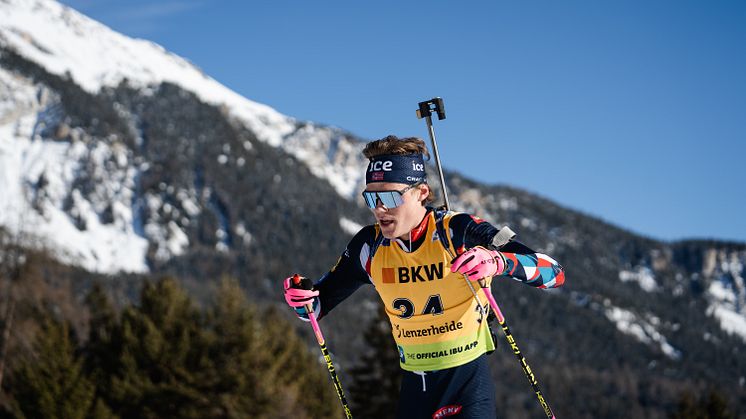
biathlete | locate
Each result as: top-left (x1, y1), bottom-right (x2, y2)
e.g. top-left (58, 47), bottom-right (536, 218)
top-left (283, 135), bottom-right (565, 418)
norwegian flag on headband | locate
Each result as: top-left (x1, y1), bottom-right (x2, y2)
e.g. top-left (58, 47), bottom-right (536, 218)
top-left (371, 172), bottom-right (384, 181)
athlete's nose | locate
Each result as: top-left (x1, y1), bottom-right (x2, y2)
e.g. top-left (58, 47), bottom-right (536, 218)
top-left (373, 201), bottom-right (389, 218)
top-left (373, 196), bottom-right (387, 211)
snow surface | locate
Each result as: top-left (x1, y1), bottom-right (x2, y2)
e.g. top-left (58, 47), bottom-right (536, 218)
top-left (604, 303), bottom-right (682, 360)
top-left (0, 67), bottom-right (149, 273)
top-left (619, 266), bottom-right (658, 292)
top-left (707, 277), bottom-right (746, 342)
top-left (143, 193), bottom-right (191, 262)
top-left (339, 217), bottom-right (363, 236)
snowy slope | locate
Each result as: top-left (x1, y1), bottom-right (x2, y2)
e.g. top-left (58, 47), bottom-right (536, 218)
top-left (0, 0), bottom-right (367, 197)
top-left (704, 248), bottom-right (746, 341)
top-left (0, 66), bottom-right (149, 272)
top-left (0, 0), bottom-right (367, 273)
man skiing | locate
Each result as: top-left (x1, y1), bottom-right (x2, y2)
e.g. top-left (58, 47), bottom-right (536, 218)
top-left (283, 135), bottom-right (565, 418)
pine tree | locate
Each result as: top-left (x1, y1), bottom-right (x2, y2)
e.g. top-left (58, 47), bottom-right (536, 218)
top-left (98, 277), bottom-right (211, 418)
top-left (82, 283), bottom-right (120, 418)
top-left (0, 228), bottom-right (27, 391)
top-left (4, 276), bottom-right (358, 418)
top-left (349, 306), bottom-right (402, 419)
top-left (8, 316), bottom-right (95, 419)
top-left (199, 277), bottom-right (346, 418)
top-left (259, 306), bottom-right (344, 419)
top-left (201, 277), bottom-right (277, 417)
top-left (83, 283), bottom-right (117, 387)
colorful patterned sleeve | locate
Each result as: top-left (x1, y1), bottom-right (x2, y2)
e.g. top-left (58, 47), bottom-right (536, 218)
top-left (449, 213), bottom-right (565, 289)
top-left (500, 248), bottom-right (565, 289)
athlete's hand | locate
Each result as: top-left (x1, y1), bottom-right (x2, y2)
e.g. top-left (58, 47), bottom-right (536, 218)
top-left (283, 274), bottom-right (318, 308)
top-left (450, 246), bottom-right (506, 280)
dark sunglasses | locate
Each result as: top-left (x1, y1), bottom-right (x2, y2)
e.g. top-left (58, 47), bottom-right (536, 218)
top-left (361, 182), bottom-right (423, 209)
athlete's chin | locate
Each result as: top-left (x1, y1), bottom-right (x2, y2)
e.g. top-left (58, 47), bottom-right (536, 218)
top-left (380, 228), bottom-right (398, 239)
top-left (379, 223), bottom-right (399, 239)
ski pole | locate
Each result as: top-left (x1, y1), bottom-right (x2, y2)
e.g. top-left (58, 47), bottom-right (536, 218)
top-left (416, 98), bottom-right (557, 419)
top-left (292, 275), bottom-right (353, 419)
top-left (477, 278), bottom-right (555, 419)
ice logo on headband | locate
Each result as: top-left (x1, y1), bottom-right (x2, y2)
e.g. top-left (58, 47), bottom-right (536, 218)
top-left (369, 160), bottom-right (393, 172)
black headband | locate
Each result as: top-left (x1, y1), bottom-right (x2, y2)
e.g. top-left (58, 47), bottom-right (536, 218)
top-left (365, 154), bottom-right (426, 185)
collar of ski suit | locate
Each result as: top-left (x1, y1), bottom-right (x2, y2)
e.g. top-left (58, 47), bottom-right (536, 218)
top-left (410, 209), bottom-right (431, 242)
top-left (392, 209), bottom-right (432, 252)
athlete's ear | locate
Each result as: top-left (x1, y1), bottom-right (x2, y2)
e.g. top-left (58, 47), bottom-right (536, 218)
top-left (418, 184), bottom-right (430, 203)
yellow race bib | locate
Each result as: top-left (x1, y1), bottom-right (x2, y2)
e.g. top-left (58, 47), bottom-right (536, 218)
top-left (370, 212), bottom-right (495, 371)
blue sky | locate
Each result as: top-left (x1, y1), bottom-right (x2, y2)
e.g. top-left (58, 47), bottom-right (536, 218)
top-left (60, 0), bottom-right (746, 243)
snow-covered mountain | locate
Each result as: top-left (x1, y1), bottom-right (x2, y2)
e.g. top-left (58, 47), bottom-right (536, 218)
top-left (0, 0), bottom-right (367, 273)
top-left (1, 0), bottom-right (745, 415)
